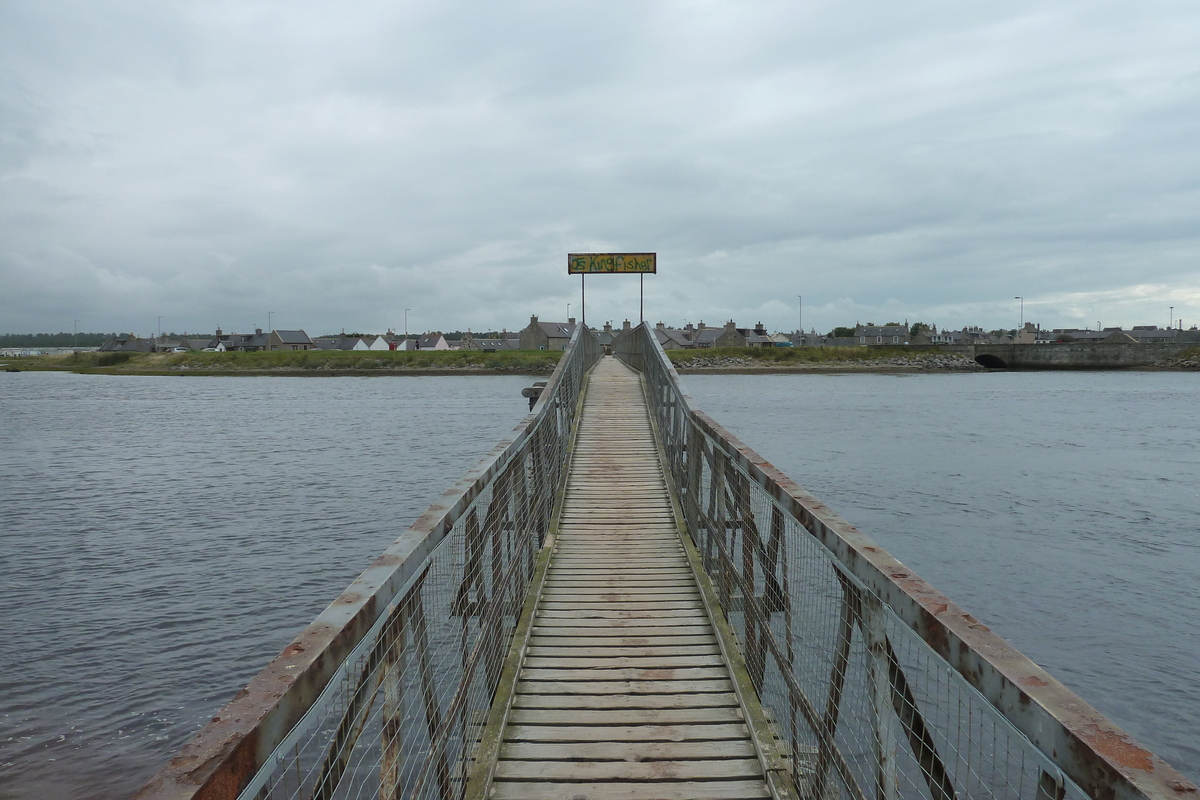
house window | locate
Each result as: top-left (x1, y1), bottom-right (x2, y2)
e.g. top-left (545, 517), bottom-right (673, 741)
top-left (859, 337), bottom-right (866, 344)
top-left (893, 336), bottom-right (899, 343)
top-left (876, 336), bottom-right (882, 344)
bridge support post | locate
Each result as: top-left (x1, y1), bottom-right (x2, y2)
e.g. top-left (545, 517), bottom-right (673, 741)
top-left (380, 609), bottom-right (408, 800)
top-left (864, 597), bottom-right (898, 800)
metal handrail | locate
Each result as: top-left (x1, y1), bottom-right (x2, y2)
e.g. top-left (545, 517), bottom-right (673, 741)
top-left (136, 326), bottom-right (602, 800)
top-left (615, 321), bottom-right (1192, 800)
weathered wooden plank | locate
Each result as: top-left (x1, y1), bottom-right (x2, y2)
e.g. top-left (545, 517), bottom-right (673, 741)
top-left (529, 634), bottom-right (717, 647)
top-left (537, 601), bottom-right (705, 612)
top-left (535, 609), bottom-right (700, 623)
top-left (547, 565), bottom-right (691, 574)
top-left (544, 567), bottom-right (691, 575)
top-left (493, 758), bottom-right (762, 781)
top-left (526, 645), bottom-right (719, 658)
top-left (503, 722), bottom-right (750, 742)
top-left (507, 707), bottom-right (745, 726)
top-left (539, 595), bottom-right (701, 606)
top-left (523, 654), bottom-right (726, 670)
top-left (490, 781), bottom-right (770, 800)
top-left (498, 740), bottom-right (757, 762)
top-left (516, 679), bottom-right (734, 695)
top-left (542, 579), bottom-right (696, 588)
top-left (520, 666), bottom-right (730, 681)
top-left (490, 780), bottom-right (770, 800)
top-left (540, 595), bottom-right (700, 603)
top-left (534, 611), bottom-right (707, 622)
top-left (512, 693), bottom-right (739, 710)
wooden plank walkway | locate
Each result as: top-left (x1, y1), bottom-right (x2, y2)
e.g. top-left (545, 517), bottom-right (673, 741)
top-left (488, 357), bottom-right (771, 800)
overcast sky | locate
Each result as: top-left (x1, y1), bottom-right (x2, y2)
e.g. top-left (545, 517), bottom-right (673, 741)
top-left (2, 0), bottom-right (1199, 337)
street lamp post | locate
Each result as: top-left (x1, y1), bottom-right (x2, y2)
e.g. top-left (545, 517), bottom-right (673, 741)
top-left (1014, 297), bottom-right (1022, 339)
top-left (1170, 306), bottom-right (1174, 330)
top-left (404, 308), bottom-right (411, 347)
top-left (798, 295), bottom-right (802, 336)
top-left (158, 315), bottom-right (164, 341)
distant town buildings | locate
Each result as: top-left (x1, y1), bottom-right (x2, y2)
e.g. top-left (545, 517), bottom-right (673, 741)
top-left (81, 318), bottom-right (1200, 358)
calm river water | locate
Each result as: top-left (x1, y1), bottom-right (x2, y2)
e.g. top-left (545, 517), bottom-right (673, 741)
top-left (1, 369), bottom-right (1197, 798)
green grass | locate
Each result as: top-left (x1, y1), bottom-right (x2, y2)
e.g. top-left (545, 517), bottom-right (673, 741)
top-left (14, 348), bottom-right (565, 374)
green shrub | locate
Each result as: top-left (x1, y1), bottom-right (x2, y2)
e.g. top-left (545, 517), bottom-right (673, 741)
top-left (97, 352), bottom-right (132, 366)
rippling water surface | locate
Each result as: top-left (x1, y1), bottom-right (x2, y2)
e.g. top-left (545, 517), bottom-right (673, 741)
top-left (0, 372), bottom-right (532, 800)
top-left (685, 371), bottom-right (1200, 781)
top-left (2, 369), bottom-right (1198, 798)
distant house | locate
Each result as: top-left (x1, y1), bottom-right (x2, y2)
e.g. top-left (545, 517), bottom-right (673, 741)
top-left (178, 336), bottom-right (216, 351)
top-left (854, 324), bottom-right (908, 345)
top-left (268, 330), bottom-right (314, 351)
top-left (416, 333), bottom-right (451, 350)
top-left (653, 322), bottom-right (693, 350)
top-left (313, 337), bottom-right (370, 351)
top-left (219, 329), bottom-right (270, 351)
top-left (461, 331), bottom-right (520, 352)
top-left (519, 316), bottom-right (577, 351)
top-left (362, 335), bottom-right (391, 351)
top-left (97, 336), bottom-right (156, 353)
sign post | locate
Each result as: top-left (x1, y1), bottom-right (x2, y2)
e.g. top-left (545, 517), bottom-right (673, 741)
top-left (567, 253), bottom-right (657, 327)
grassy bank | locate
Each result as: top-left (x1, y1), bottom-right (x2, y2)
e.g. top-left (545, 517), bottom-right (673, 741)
top-left (4, 348), bottom-right (565, 375)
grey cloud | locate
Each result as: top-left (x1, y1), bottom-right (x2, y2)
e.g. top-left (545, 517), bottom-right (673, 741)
top-left (2, 0), bottom-right (1199, 336)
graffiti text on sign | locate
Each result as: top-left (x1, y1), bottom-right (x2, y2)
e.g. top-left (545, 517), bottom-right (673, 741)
top-left (567, 253), bottom-right (657, 274)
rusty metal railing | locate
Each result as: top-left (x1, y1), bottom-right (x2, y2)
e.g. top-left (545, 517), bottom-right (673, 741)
top-left (135, 326), bottom-right (602, 800)
top-left (615, 321), bottom-right (1193, 800)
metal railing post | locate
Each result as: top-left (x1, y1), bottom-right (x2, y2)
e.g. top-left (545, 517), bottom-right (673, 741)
top-left (864, 596), bottom-right (898, 800)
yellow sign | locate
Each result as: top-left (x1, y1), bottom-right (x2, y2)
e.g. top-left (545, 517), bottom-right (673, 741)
top-left (568, 253), bottom-right (656, 274)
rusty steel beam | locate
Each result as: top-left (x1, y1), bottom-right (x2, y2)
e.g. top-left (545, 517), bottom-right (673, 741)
top-left (135, 326), bottom-right (600, 800)
top-left (618, 321), bottom-right (1197, 800)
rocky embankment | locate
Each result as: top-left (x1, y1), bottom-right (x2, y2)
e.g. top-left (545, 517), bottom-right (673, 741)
top-left (673, 354), bottom-right (986, 372)
top-left (1164, 353), bottom-right (1200, 370)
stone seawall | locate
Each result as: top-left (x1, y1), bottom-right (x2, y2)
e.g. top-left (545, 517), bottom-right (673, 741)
top-left (971, 342), bottom-right (1192, 369)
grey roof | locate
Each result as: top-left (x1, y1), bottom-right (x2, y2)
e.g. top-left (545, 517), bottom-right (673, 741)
top-left (313, 338), bottom-right (363, 350)
top-left (655, 329), bottom-right (692, 347)
top-left (537, 321), bottom-right (576, 338)
top-left (855, 326), bottom-right (908, 337)
top-left (273, 329), bottom-right (313, 344)
top-left (692, 329), bottom-right (725, 345)
top-left (99, 337), bottom-right (156, 352)
top-left (474, 338), bottom-right (519, 350)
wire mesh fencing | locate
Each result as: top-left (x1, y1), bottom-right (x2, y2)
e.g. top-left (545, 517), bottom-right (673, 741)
top-left (136, 327), bottom-right (601, 800)
top-left (615, 322), bottom-right (1188, 800)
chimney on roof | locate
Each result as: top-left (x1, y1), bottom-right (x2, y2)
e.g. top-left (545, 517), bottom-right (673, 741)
top-left (603, 321), bottom-right (612, 333)
top-left (255, 328), bottom-right (262, 335)
top-left (622, 319), bottom-right (631, 331)
top-left (754, 321), bottom-right (766, 335)
top-left (685, 322), bottom-right (694, 332)
top-left (530, 315), bottom-right (538, 326)
top-left (698, 320), bottom-right (705, 330)
top-left (655, 321), bottom-right (665, 330)
top-left (215, 327), bottom-right (222, 337)
top-left (724, 320), bottom-right (737, 332)
top-left (568, 317), bottom-right (575, 325)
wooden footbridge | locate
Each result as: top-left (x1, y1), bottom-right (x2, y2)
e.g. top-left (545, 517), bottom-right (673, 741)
top-left (474, 358), bottom-right (775, 800)
top-left (138, 325), bottom-right (1191, 800)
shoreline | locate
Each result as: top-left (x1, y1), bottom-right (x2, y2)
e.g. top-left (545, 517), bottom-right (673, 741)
top-left (4, 362), bottom-right (1197, 377)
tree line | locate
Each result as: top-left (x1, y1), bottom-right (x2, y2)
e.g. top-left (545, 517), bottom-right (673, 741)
top-left (0, 332), bottom-right (129, 347)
